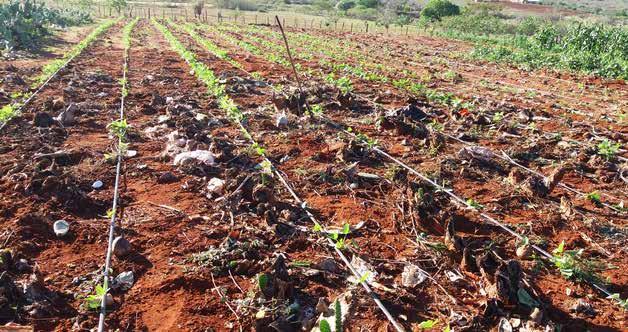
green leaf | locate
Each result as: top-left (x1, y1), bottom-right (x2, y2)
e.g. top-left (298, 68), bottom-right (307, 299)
top-left (341, 223), bottom-right (351, 235)
top-left (517, 288), bottom-right (540, 308)
top-left (289, 260), bottom-right (311, 267)
top-left (258, 273), bottom-right (269, 291)
top-left (335, 238), bottom-right (345, 249)
top-left (319, 319), bottom-right (332, 332)
top-left (85, 284), bottom-right (106, 310)
top-left (334, 300), bottom-right (342, 332)
top-left (312, 222), bottom-right (323, 232)
top-left (418, 319), bottom-right (438, 329)
top-left (553, 240), bottom-right (565, 255)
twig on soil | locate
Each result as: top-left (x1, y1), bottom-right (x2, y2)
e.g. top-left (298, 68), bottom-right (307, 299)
top-left (210, 271), bottom-right (242, 322)
top-left (229, 211), bottom-right (235, 228)
top-left (1, 230), bottom-right (14, 248)
top-left (226, 174), bottom-right (252, 200)
top-left (228, 268), bottom-right (244, 293)
top-left (145, 201), bottom-right (185, 214)
top-left (181, 231), bottom-right (193, 244)
top-left (499, 151), bottom-right (624, 212)
top-left (33, 150), bottom-right (76, 160)
top-left (404, 237), bottom-right (458, 304)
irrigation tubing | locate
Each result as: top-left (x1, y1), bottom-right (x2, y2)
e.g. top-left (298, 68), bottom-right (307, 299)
top-left (155, 19), bottom-right (406, 331)
top-left (315, 114), bottom-right (621, 305)
top-left (210, 21), bottom-right (626, 211)
top-left (236, 123), bottom-right (406, 332)
top-left (206, 17), bottom-right (624, 306)
top-left (349, 91), bottom-right (625, 214)
top-left (0, 20), bottom-right (117, 133)
top-left (97, 21), bottom-right (133, 332)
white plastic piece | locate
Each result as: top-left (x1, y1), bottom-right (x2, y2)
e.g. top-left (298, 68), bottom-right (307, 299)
top-left (207, 178), bottom-right (226, 195)
top-left (348, 256), bottom-right (377, 284)
top-left (53, 220), bottom-right (70, 237)
top-left (195, 113), bottom-right (208, 122)
top-left (401, 264), bottom-right (428, 288)
top-left (173, 150), bottom-right (215, 166)
top-left (275, 112), bottom-right (288, 128)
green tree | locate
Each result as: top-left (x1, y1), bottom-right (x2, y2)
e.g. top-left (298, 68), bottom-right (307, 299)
top-left (420, 0), bottom-right (459, 21)
top-left (314, 0), bottom-right (335, 12)
top-left (337, 0), bottom-right (356, 11)
top-left (358, 0), bottom-right (378, 8)
top-left (108, 0), bottom-right (127, 15)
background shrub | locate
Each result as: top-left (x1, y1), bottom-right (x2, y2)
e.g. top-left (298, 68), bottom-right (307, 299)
top-left (0, 0), bottom-right (92, 51)
top-left (420, 0), bottom-right (460, 22)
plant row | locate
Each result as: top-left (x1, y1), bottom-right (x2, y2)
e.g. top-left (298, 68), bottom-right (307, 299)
top-left (176, 22), bottom-right (628, 310)
top-left (94, 18), bottom-right (139, 330)
top-left (233, 24), bottom-right (627, 172)
top-left (198, 22), bottom-right (625, 209)
top-left (0, 18), bottom-right (118, 128)
top-left (151, 18), bottom-right (407, 331)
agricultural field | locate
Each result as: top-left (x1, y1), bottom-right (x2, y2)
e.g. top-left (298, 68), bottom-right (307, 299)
top-left (0, 5), bottom-right (627, 332)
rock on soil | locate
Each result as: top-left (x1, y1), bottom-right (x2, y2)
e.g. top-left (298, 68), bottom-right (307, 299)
top-left (157, 172), bottom-right (178, 184)
top-left (112, 236), bottom-right (131, 258)
top-left (56, 104), bottom-right (78, 126)
top-left (33, 112), bottom-right (54, 127)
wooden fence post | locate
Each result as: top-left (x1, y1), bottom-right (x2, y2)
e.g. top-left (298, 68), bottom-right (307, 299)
top-left (350, 22), bottom-right (353, 33)
top-left (365, 22), bottom-right (369, 33)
